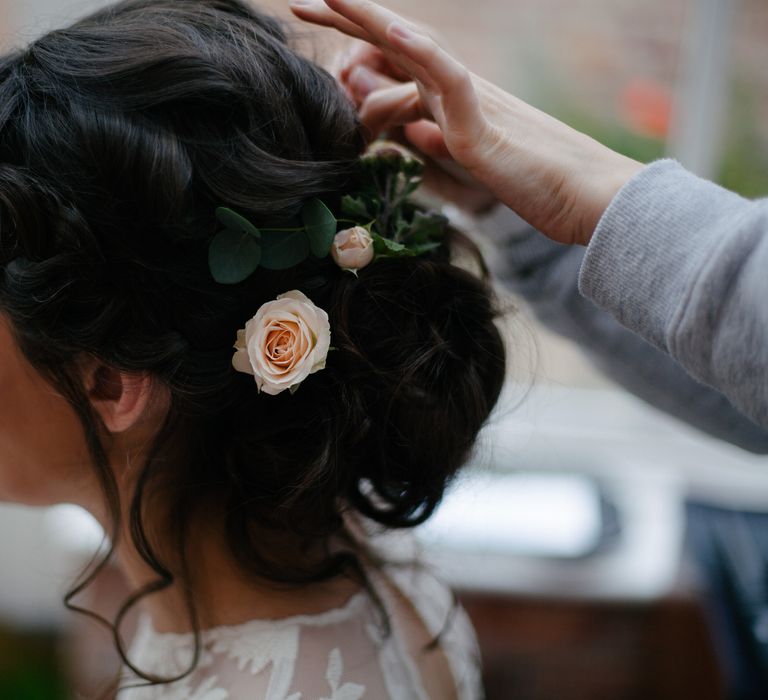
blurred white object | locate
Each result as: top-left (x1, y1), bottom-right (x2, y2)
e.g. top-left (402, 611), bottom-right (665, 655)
top-left (0, 504), bottom-right (103, 630)
top-left (44, 504), bottom-right (107, 556)
top-left (418, 471), bottom-right (604, 558)
top-left (417, 382), bottom-right (768, 602)
top-left (419, 461), bottom-right (685, 602)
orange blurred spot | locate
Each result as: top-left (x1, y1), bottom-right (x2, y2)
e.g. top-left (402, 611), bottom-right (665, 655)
top-left (619, 78), bottom-right (673, 139)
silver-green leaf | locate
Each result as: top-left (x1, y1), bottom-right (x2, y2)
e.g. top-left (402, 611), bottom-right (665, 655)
top-left (208, 229), bottom-right (262, 284)
top-left (302, 198), bottom-right (338, 258)
top-left (215, 207), bottom-right (262, 241)
top-left (260, 230), bottom-right (311, 270)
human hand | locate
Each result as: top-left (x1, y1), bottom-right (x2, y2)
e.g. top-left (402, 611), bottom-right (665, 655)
top-left (291, 2), bottom-right (498, 214)
top-left (336, 41), bottom-right (499, 214)
top-left (289, 0), bottom-right (643, 246)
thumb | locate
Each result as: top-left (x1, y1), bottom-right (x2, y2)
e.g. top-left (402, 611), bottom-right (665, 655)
top-left (403, 120), bottom-right (451, 161)
top-left (405, 121), bottom-right (490, 191)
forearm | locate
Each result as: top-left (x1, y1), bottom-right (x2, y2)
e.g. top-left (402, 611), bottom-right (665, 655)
top-left (481, 204), bottom-right (768, 453)
top-left (580, 160), bottom-right (768, 428)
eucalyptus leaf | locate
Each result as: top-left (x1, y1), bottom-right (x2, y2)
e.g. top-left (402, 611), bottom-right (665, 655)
top-left (208, 229), bottom-right (262, 284)
top-left (301, 198), bottom-right (338, 258)
top-left (260, 229), bottom-right (311, 270)
top-left (215, 207), bottom-right (261, 241)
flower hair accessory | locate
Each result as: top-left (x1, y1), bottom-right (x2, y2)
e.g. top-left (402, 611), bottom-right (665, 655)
top-left (216, 140), bottom-right (449, 394)
top-left (331, 225), bottom-right (374, 273)
top-left (208, 140), bottom-right (449, 284)
top-left (232, 290), bottom-right (331, 396)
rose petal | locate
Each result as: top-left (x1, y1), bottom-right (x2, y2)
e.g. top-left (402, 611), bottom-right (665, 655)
top-left (238, 290), bottom-right (331, 395)
top-left (278, 290), bottom-right (312, 304)
top-left (232, 348), bottom-right (255, 375)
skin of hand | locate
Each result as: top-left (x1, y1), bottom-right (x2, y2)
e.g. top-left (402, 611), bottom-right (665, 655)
top-left (338, 42), bottom-right (500, 214)
top-left (289, 0), bottom-right (644, 246)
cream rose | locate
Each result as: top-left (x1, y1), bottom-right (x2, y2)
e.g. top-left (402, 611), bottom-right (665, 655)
top-left (331, 226), bottom-right (375, 271)
top-left (231, 290), bottom-right (331, 395)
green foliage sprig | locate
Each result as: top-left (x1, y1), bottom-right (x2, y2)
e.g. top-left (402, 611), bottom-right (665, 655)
top-left (342, 145), bottom-right (449, 260)
top-left (208, 142), bottom-right (449, 285)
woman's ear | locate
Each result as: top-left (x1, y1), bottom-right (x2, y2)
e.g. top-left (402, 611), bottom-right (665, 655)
top-left (84, 363), bottom-right (156, 434)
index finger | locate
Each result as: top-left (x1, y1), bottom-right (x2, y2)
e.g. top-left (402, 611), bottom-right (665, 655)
top-left (288, 0), bottom-right (373, 42)
top-left (323, 0), bottom-right (421, 45)
top-left (290, 0), bottom-right (433, 87)
top-left (324, 0), bottom-right (480, 122)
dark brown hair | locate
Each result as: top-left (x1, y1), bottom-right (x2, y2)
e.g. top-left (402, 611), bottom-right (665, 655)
top-left (0, 0), bottom-right (506, 695)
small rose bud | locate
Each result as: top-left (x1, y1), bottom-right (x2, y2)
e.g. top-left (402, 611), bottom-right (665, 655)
top-left (331, 226), bottom-right (375, 271)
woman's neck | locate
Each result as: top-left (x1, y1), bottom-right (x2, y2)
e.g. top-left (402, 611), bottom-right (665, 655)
top-left (112, 512), bottom-right (363, 634)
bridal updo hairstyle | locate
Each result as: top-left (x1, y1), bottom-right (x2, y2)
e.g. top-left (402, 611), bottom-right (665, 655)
top-left (0, 0), bottom-right (505, 691)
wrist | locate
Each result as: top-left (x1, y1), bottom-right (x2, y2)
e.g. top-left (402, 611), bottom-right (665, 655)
top-left (580, 152), bottom-right (644, 245)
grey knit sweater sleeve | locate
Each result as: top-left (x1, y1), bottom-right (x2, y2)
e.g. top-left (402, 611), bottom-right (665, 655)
top-left (477, 166), bottom-right (768, 453)
top-left (579, 159), bottom-right (768, 429)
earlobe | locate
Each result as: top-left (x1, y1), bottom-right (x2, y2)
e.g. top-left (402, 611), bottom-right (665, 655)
top-left (86, 363), bottom-right (155, 434)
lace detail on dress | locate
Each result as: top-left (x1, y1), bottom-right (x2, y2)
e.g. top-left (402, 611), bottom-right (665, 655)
top-left (118, 566), bottom-right (482, 700)
top-left (319, 648), bottom-right (366, 700)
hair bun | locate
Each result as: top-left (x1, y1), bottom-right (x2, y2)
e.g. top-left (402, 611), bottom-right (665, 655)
top-left (327, 246), bottom-right (506, 527)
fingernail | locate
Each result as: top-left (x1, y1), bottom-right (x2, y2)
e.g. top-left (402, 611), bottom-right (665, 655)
top-left (288, 0), bottom-right (315, 7)
top-left (349, 65), bottom-right (379, 97)
top-left (389, 22), bottom-right (416, 41)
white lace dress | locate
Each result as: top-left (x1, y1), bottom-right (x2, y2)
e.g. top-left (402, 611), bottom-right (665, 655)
top-left (118, 565), bottom-right (483, 700)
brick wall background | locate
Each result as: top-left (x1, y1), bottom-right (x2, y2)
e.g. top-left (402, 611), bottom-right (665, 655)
top-left (6, 0), bottom-right (766, 134)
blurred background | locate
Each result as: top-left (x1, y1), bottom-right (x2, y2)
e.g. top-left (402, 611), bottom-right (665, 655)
top-left (1, 0), bottom-right (767, 698)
